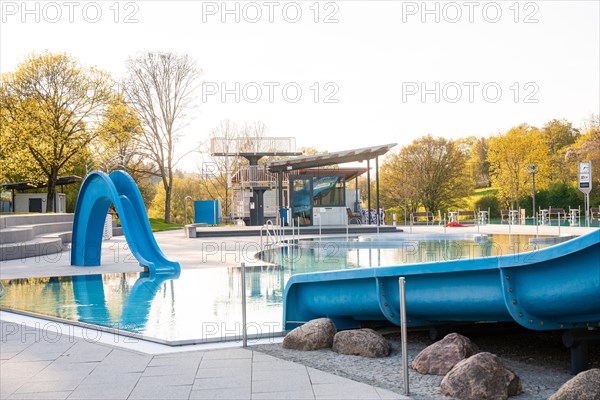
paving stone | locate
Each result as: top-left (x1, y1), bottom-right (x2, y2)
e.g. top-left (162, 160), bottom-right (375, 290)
top-left (13, 378), bottom-right (83, 393)
top-left (253, 358), bottom-right (307, 372)
top-left (79, 370), bottom-right (142, 386)
top-left (192, 376), bottom-right (251, 391)
top-left (253, 362), bottom-right (306, 376)
top-left (195, 366), bottom-right (248, 379)
top-left (31, 362), bottom-right (98, 382)
top-left (1, 360), bottom-right (52, 379)
top-left (9, 350), bottom-right (64, 362)
top-left (55, 342), bottom-right (111, 364)
top-left (312, 382), bottom-right (381, 399)
top-left (128, 383), bottom-right (192, 400)
top-left (189, 387), bottom-right (251, 400)
top-left (68, 376), bottom-right (140, 399)
top-left (8, 390), bottom-right (72, 400)
top-left (0, 378), bottom-right (26, 399)
top-left (142, 364), bottom-right (198, 378)
top-left (252, 390), bottom-right (315, 399)
top-left (202, 348), bottom-right (252, 360)
top-left (137, 373), bottom-right (198, 386)
top-left (252, 373), bottom-right (313, 394)
top-left (1, 351), bottom-right (20, 360)
top-left (149, 352), bottom-right (204, 367)
top-left (199, 358), bottom-right (252, 369)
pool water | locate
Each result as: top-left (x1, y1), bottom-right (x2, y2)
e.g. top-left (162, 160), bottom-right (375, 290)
top-left (261, 233), bottom-right (550, 272)
top-left (0, 233), bottom-right (554, 344)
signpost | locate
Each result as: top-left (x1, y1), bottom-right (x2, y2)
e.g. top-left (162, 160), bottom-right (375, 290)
top-left (578, 161), bottom-right (592, 224)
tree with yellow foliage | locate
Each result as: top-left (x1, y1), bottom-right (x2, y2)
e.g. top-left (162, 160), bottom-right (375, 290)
top-left (1, 52), bottom-right (113, 211)
top-left (488, 124), bottom-right (550, 209)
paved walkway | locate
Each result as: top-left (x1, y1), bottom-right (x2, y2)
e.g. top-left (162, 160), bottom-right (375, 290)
top-left (1, 320), bottom-right (409, 400)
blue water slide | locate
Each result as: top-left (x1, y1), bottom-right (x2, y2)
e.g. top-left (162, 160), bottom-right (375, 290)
top-left (283, 229), bottom-right (600, 331)
top-left (71, 171), bottom-right (180, 274)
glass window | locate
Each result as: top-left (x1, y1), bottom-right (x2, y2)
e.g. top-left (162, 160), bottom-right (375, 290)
top-left (291, 177), bottom-right (312, 225)
top-left (313, 175), bottom-right (345, 207)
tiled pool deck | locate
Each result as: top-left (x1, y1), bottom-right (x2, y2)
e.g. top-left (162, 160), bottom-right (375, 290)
top-left (1, 224), bottom-right (598, 399)
top-left (0, 319), bottom-right (407, 400)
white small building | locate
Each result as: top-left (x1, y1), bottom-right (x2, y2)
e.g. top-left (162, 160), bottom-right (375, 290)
top-left (14, 193), bottom-right (66, 213)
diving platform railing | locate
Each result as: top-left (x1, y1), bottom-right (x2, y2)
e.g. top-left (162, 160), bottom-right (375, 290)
top-left (211, 137), bottom-right (297, 156)
top-left (232, 165), bottom-right (279, 189)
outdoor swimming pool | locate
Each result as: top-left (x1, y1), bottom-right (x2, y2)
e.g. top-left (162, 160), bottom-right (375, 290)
top-left (0, 233), bottom-right (556, 344)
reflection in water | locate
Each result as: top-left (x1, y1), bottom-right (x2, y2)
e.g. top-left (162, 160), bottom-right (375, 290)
top-left (72, 269), bottom-right (180, 332)
top-left (1, 234), bottom-right (553, 342)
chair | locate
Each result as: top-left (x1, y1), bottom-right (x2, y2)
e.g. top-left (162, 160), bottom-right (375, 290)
top-left (591, 207), bottom-right (600, 220)
top-left (548, 207), bottom-right (566, 221)
top-left (346, 208), bottom-right (362, 225)
top-left (457, 210), bottom-right (477, 224)
top-left (410, 211), bottom-right (434, 225)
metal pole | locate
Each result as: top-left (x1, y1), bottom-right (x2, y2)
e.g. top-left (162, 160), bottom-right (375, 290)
top-left (241, 262), bottom-right (248, 347)
top-left (375, 156), bottom-right (380, 227)
top-left (213, 200), bottom-right (217, 225)
top-left (532, 173), bottom-right (536, 220)
top-left (399, 277), bottom-right (409, 395)
top-left (367, 159), bottom-right (371, 225)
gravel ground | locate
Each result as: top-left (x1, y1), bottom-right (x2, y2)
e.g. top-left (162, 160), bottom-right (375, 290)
top-left (252, 328), bottom-right (600, 400)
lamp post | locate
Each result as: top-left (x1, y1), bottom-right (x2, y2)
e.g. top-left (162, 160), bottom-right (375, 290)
top-left (184, 196), bottom-right (192, 224)
top-left (528, 164), bottom-right (538, 220)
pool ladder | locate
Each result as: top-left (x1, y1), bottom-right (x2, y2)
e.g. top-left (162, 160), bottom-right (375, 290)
top-left (260, 220), bottom-right (283, 250)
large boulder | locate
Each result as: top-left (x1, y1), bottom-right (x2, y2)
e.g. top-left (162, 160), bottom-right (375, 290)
top-left (332, 329), bottom-right (391, 358)
top-left (282, 318), bottom-right (337, 351)
top-left (549, 368), bottom-right (600, 400)
top-left (412, 332), bottom-right (478, 375)
top-left (440, 352), bottom-right (522, 400)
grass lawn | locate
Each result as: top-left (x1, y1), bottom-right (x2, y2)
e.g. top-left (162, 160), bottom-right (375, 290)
top-left (148, 218), bottom-right (184, 232)
top-left (464, 187), bottom-right (498, 208)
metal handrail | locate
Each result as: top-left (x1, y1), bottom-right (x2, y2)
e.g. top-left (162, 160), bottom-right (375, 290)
top-left (260, 220), bottom-right (283, 250)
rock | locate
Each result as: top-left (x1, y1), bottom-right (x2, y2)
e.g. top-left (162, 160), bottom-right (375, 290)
top-left (440, 352), bottom-right (522, 400)
top-left (282, 318), bottom-right (337, 351)
top-left (412, 332), bottom-right (478, 375)
top-left (549, 368), bottom-right (600, 400)
top-left (332, 329), bottom-right (391, 358)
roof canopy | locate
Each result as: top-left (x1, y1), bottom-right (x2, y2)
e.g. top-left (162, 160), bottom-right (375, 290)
top-left (266, 143), bottom-right (397, 173)
top-left (295, 167), bottom-right (369, 181)
top-left (1, 176), bottom-right (82, 191)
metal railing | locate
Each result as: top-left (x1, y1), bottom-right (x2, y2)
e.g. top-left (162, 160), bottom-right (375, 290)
top-left (232, 165), bottom-right (278, 188)
top-left (260, 220), bottom-right (283, 250)
top-left (211, 137), bottom-right (297, 155)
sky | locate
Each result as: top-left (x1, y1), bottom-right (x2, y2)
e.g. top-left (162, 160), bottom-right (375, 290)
top-left (1, 0), bottom-right (599, 172)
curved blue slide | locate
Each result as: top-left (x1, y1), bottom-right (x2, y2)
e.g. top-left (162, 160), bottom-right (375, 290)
top-left (283, 229), bottom-right (600, 332)
top-left (71, 171), bottom-right (180, 274)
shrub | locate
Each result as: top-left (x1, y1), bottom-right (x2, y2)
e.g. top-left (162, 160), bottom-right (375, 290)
top-left (474, 195), bottom-right (500, 218)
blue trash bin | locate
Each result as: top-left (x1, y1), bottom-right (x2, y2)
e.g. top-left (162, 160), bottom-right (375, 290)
top-left (279, 207), bottom-right (289, 225)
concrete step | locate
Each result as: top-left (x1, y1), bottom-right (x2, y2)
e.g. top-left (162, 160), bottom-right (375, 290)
top-left (0, 227), bottom-right (34, 245)
top-left (0, 222), bottom-right (74, 245)
top-left (0, 237), bottom-right (64, 261)
top-left (38, 231), bottom-right (72, 244)
top-left (0, 213), bottom-right (74, 229)
top-left (27, 222), bottom-right (73, 236)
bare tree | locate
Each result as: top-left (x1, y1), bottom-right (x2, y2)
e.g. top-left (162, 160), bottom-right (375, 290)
top-left (199, 120), bottom-right (271, 218)
top-left (124, 52), bottom-right (201, 223)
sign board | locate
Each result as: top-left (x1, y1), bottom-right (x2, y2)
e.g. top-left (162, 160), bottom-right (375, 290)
top-left (578, 161), bottom-right (592, 194)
